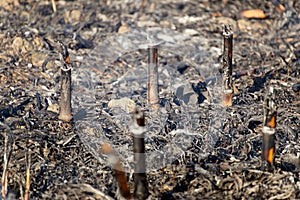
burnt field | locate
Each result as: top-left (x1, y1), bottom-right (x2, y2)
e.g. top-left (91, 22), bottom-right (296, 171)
top-left (0, 0), bottom-right (299, 199)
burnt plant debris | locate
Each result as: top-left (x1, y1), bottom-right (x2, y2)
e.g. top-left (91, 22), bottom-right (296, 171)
top-left (57, 41), bottom-right (73, 123)
top-left (0, 0), bottom-right (299, 199)
top-left (101, 143), bottom-right (132, 200)
top-left (221, 25), bottom-right (233, 107)
top-left (147, 44), bottom-right (160, 110)
top-left (262, 86), bottom-right (277, 168)
top-left (131, 108), bottom-right (149, 200)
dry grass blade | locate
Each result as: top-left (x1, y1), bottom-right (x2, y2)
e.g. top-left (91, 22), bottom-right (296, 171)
top-left (0, 122), bottom-right (13, 199)
top-left (51, 0), bottom-right (57, 13)
top-left (66, 184), bottom-right (115, 200)
top-left (24, 151), bottom-right (31, 200)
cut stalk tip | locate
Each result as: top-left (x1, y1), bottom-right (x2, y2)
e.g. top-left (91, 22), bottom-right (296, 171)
top-left (221, 25), bottom-right (233, 107)
top-left (57, 41), bottom-right (73, 122)
top-left (262, 86), bottom-right (277, 167)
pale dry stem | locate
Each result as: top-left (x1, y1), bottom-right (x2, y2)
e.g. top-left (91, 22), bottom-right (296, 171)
top-left (24, 152), bottom-right (31, 200)
top-left (0, 122), bottom-right (13, 200)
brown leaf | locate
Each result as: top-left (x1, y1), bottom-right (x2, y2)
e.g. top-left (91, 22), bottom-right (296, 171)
top-left (212, 12), bottom-right (222, 17)
top-left (275, 4), bottom-right (285, 13)
top-left (241, 9), bottom-right (267, 19)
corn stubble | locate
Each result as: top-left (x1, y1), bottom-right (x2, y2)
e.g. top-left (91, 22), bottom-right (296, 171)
top-left (147, 44), bottom-right (159, 110)
top-left (131, 108), bottom-right (149, 200)
top-left (222, 25), bottom-right (234, 106)
top-left (262, 86), bottom-right (277, 167)
top-left (57, 41), bottom-right (73, 122)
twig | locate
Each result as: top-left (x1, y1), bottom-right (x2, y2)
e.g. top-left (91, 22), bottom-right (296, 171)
top-left (57, 41), bottom-right (73, 122)
top-left (262, 86), bottom-right (276, 167)
top-left (0, 122), bottom-right (13, 200)
top-left (68, 184), bottom-right (114, 200)
top-left (51, 0), bottom-right (57, 13)
top-left (131, 108), bottom-right (149, 200)
top-left (222, 25), bottom-right (233, 106)
top-left (101, 144), bottom-right (132, 200)
top-left (24, 151), bottom-right (31, 200)
top-left (147, 44), bottom-right (159, 109)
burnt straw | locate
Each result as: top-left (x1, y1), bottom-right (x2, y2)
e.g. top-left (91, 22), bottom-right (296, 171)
top-left (131, 108), bottom-right (149, 200)
top-left (57, 41), bottom-right (73, 122)
top-left (147, 44), bottom-right (159, 109)
top-left (262, 86), bottom-right (277, 167)
top-left (101, 144), bottom-right (132, 200)
top-left (222, 25), bottom-right (233, 106)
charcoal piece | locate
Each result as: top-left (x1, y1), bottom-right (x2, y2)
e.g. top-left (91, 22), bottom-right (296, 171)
top-left (177, 62), bottom-right (189, 74)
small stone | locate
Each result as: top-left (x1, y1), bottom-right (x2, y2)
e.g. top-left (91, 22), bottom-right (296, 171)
top-left (183, 29), bottom-right (199, 36)
top-left (108, 97), bottom-right (136, 113)
top-left (70, 10), bottom-right (81, 21)
top-left (31, 52), bottom-right (47, 68)
top-left (64, 9), bottom-right (81, 23)
top-left (47, 103), bottom-right (59, 114)
top-left (175, 84), bottom-right (199, 105)
top-left (292, 83), bottom-right (300, 93)
top-left (0, 0), bottom-right (20, 11)
top-left (118, 21), bottom-right (130, 34)
top-left (12, 37), bottom-right (23, 52)
top-left (23, 39), bottom-right (33, 52)
top-left (33, 36), bottom-right (44, 50)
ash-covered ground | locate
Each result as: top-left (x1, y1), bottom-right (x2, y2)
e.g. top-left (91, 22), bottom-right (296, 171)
top-left (0, 0), bottom-right (299, 199)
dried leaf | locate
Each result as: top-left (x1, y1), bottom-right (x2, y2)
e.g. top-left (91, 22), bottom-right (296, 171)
top-left (275, 4), bottom-right (285, 13)
top-left (212, 12), bottom-right (222, 17)
top-left (241, 9), bottom-right (266, 19)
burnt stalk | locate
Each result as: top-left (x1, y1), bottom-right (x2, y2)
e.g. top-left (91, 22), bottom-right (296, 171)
top-left (222, 25), bottom-right (233, 106)
top-left (262, 86), bottom-right (276, 167)
top-left (58, 42), bottom-right (73, 122)
top-left (131, 108), bottom-right (149, 200)
top-left (101, 143), bottom-right (132, 200)
top-left (147, 44), bottom-right (159, 109)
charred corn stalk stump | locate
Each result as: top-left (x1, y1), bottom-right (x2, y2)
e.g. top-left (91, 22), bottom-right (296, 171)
top-left (101, 144), bottom-right (132, 200)
top-left (222, 25), bottom-right (233, 106)
top-left (131, 108), bottom-right (149, 200)
top-left (57, 42), bottom-right (73, 122)
top-left (262, 86), bottom-right (277, 166)
top-left (147, 44), bottom-right (159, 109)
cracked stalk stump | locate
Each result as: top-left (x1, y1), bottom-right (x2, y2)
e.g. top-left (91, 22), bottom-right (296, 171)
top-left (222, 25), bottom-right (233, 106)
top-left (262, 86), bottom-right (276, 167)
top-left (58, 42), bottom-right (73, 122)
top-left (147, 44), bottom-right (159, 109)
